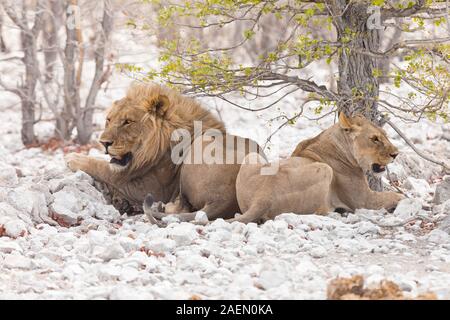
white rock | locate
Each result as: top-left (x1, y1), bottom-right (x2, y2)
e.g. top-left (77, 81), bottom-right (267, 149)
top-left (97, 264), bottom-right (121, 280)
top-left (0, 164), bottom-right (18, 187)
top-left (94, 204), bottom-right (120, 223)
top-left (395, 152), bottom-right (440, 180)
top-left (109, 286), bottom-right (153, 300)
top-left (439, 213), bottom-right (450, 234)
top-left (294, 258), bottom-right (318, 276)
top-left (119, 237), bottom-right (139, 253)
top-left (119, 266), bottom-right (139, 282)
top-left (209, 218), bottom-right (232, 230)
top-left (168, 224), bottom-right (198, 246)
top-left (403, 177), bottom-right (432, 198)
top-left (427, 229), bottom-right (449, 243)
top-left (161, 215), bottom-right (181, 224)
top-left (126, 251), bottom-right (151, 268)
top-left (3, 254), bottom-right (32, 269)
top-left (208, 229), bottom-right (232, 242)
top-left (0, 238), bottom-right (23, 253)
top-left (257, 270), bottom-right (286, 290)
top-left (366, 265), bottom-right (384, 276)
top-left (100, 243), bottom-right (126, 262)
top-left (146, 238), bottom-right (177, 253)
top-left (49, 203), bottom-right (80, 227)
top-left (433, 176), bottom-right (450, 205)
top-left (393, 198), bottom-right (422, 219)
top-left (195, 211), bottom-right (209, 224)
top-left (357, 221), bottom-right (380, 235)
top-left (87, 230), bottom-right (109, 247)
top-left (3, 219), bottom-right (27, 238)
top-left (310, 246), bottom-right (327, 258)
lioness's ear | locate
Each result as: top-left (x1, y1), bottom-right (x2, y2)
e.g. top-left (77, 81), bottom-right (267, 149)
top-left (338, 112), bottom-right (353, 130)
top-left (148, 95), bottom-right (170, 117)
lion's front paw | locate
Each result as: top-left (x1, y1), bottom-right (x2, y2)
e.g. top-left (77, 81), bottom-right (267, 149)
top-left (65, 153), bottom-right (89, 172)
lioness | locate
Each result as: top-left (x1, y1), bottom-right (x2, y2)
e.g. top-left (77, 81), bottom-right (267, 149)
top-left (231, 112), bottom-right (404, 223)
top-left (65, 83), bottom-right (264, 220)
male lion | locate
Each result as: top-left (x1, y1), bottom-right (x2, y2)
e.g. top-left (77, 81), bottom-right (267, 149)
top-left (65, 83), bottom-right (264, 220)
top-left (231, 112), bottom-right (404, 223)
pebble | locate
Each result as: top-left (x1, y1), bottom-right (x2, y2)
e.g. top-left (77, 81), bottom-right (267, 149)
top-left (394, 198), bottom-right (423, 219)
top-left (310, 246), bottom-right (327, 258)
top-left (3, 254), bottom-right (32, 269)
top-left (100, 243), bottom-right (126, 262)
top-left (168, 224), bottom-right (198, 246)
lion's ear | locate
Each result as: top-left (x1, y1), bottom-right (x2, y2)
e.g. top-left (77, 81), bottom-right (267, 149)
top-left (148, 95), bottom-right (170, 117)
top-left (338, 112), bottom-right (353, 130)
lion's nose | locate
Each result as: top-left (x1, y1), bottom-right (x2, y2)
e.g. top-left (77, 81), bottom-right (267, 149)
top-left (390, 152), bottom-right (399, 159)
top-left (100, 140), bottom-right (113, 153)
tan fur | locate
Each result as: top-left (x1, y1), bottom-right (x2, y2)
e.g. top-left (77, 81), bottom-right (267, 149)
top-left (232, 113), bottom-right (404, 223)
top-left (67, 83), bottom-right (245, 215)
top-left (66, 83), bottom-right (265, 219)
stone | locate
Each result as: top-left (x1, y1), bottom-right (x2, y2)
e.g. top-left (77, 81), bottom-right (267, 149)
top-left (427, 229), bottom-right (449, 243)
top-left (310, 246), bottom-right (327, 258)
top-left (257, 270), bottom-right (286, 290)
top-left (49, 203), bottom-right (80, 227)
top-left (0, 238), bottom-right (23, 253)
top-left (294, 258), bottom-right (318, 276)
top-left (433, 176), bottom-right (450, 205)
top-left (3, 219), bottom-right (27, 238)
top-left (403, 177), bottom-right (432, 198)
top-left (195, 211), bottom-right (209, 224)
top-left (3, 254), bottom-right (32, 269)
top-left (438, 213), bottom-right (450, 234)
top-left (168, 224), bottom-right (198, 246)
top-left (0, 164), bottom-right (18, 187)
top-left (357, 221), bottom-right (380, 235)
top-left (145, 238), bottom-right (177, 253)
top-left (119, 266), bottom-right (139, 282)
top-left (88, 230), bottom-right (109, 247)
top-left (393, 198), bottom-right (422, 220)
top-left (100, 243), bottom-right (126, 262)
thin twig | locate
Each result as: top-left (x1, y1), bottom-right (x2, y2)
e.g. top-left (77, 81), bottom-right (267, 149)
top-left (387, 119), bottom-right (450, 173)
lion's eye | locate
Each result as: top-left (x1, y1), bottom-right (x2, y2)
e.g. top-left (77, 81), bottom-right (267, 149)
top-left (123, 119), bottom-right (133, 126)
top-left (371, 136), bottom-right (380, 144)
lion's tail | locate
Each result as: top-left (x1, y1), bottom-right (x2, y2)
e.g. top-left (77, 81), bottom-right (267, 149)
top-left (143, 194), bottom-right (159, 224)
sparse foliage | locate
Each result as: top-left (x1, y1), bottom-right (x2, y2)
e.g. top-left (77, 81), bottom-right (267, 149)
top-left (124, 0), bottom-right (450, 190)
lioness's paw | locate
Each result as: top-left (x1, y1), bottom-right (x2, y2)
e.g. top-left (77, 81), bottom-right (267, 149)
top-left (386, 192), bottom-right (406, 213)
top-left (65, 153), bottom-right (88, 172)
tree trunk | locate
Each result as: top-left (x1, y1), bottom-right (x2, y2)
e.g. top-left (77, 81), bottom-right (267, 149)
top-left (42, 0), bottom-right (62, 82)
top-left (20, 1), bottom-right (44, 146)
top-left (0, 7), bottom-right (7, 53)
top-left (76, 0), bottom-right (113, 145)
top-left (61, 0), bottom-right (81, 141)
top-left (333, 0), bottom-right (383, 191)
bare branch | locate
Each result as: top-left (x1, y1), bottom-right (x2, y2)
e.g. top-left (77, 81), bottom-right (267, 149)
top-left (387, 119), bottom-right (450, 173)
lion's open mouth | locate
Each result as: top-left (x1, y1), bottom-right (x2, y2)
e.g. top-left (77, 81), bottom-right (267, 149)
top-left (372, 163), bottom-right (386, 173)
top-left (110, 152), bottom-right (133, 167)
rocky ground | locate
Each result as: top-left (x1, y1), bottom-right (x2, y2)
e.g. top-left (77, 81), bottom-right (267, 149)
top-left (1, 102), bottom-right (450, 299)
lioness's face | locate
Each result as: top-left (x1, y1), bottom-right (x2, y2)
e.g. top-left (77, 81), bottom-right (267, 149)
top-left (339, 113), bottom-right (399, 174)
top-left (99, 98), bottom-right (147, 170)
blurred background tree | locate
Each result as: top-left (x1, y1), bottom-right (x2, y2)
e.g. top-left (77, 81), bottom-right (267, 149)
top-left (0, 0), bottom-right (113, 145)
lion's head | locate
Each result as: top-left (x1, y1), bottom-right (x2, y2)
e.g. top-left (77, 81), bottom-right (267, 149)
top-left (99, 83), bottom-right (225, 171)
top-left (338, 112), bottom-right (399, 174)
